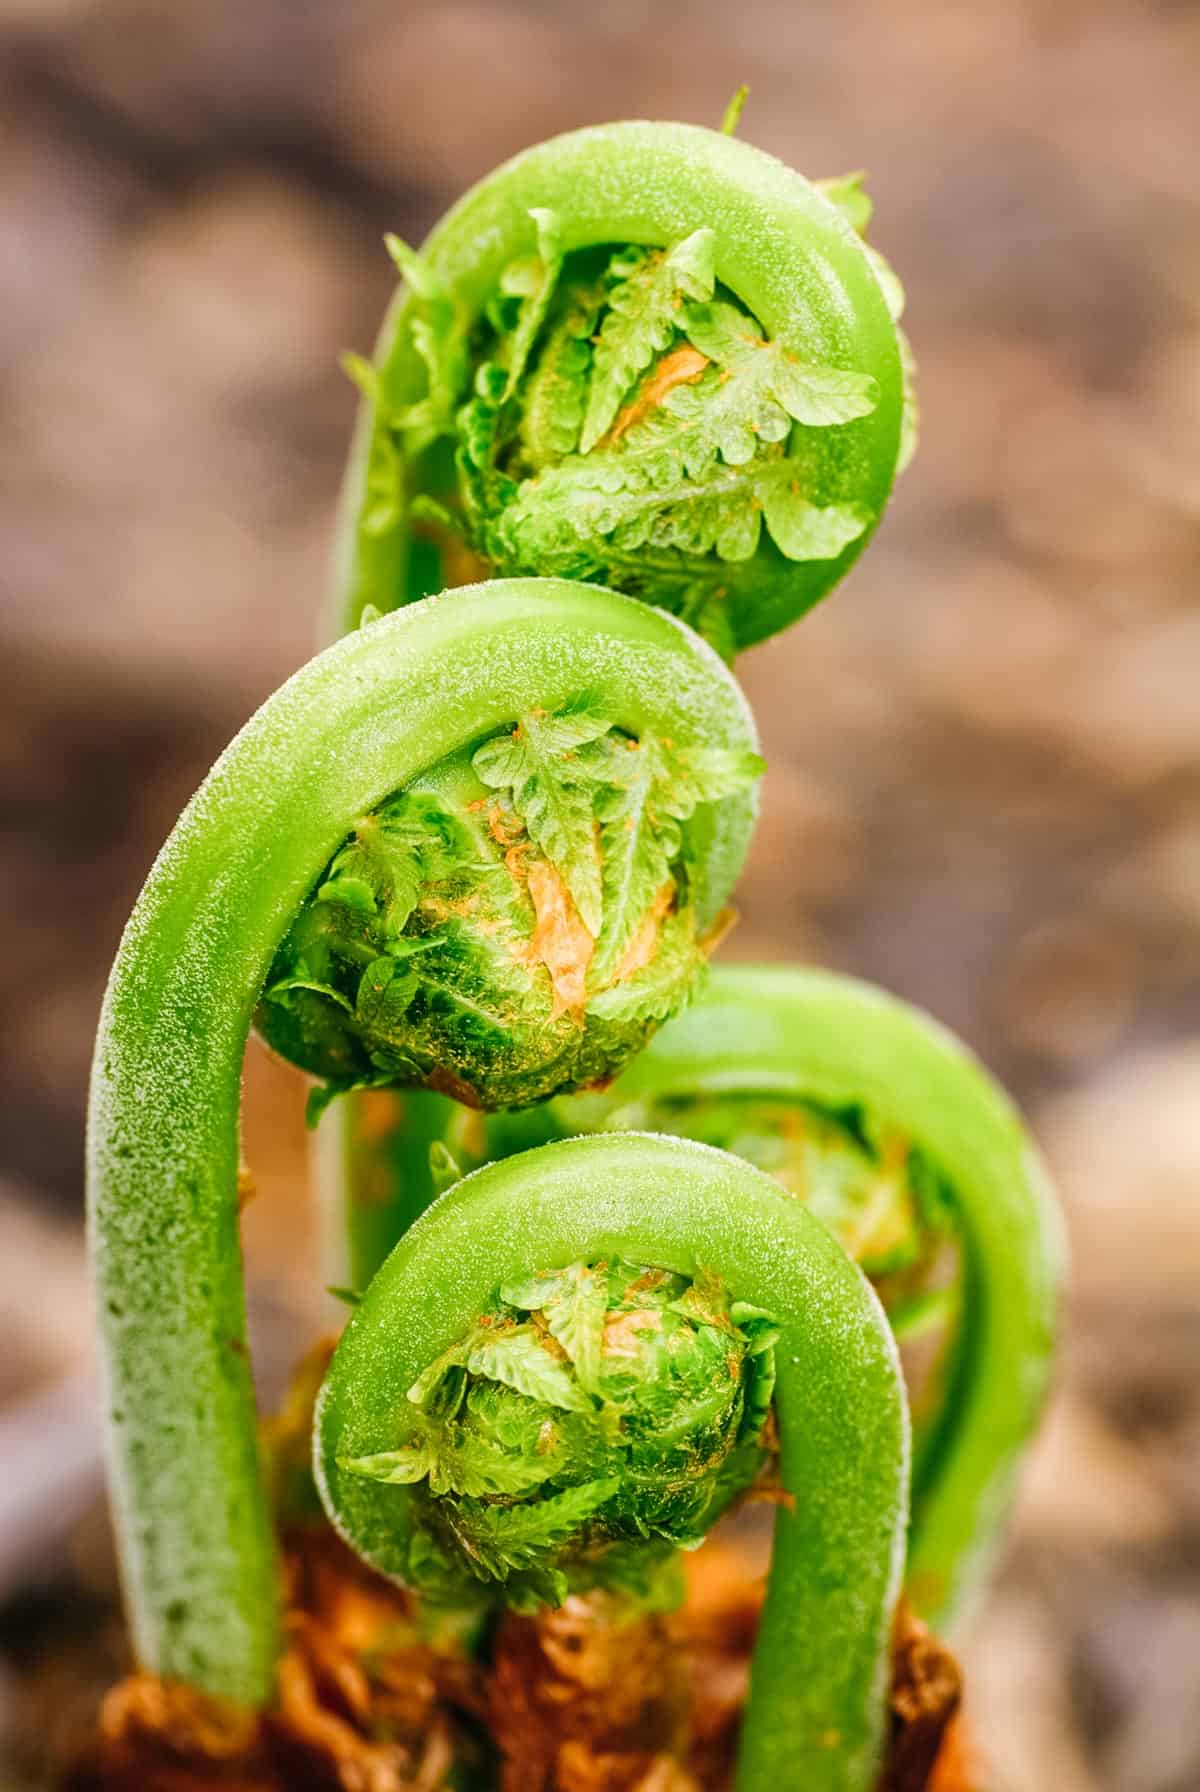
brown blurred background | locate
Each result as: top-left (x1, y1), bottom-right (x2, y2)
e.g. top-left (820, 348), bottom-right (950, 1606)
top-left (1, 1), bottom-right (1198, 1786)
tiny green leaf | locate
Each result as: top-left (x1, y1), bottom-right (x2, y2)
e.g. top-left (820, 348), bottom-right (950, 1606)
top-left (424, 1429), bottom-right (562, 1499)
top-left (326, 1285), bottom-right (362, 1307)
top-left (541, 1264), bottom-right (607, 1393)
top-left (397, 313), bottom-right (469, 456)
top-left (720, 84), bottom-right (750, 137)
top-left (584, 736), bottom-right (760, 986)
top-left (408, 493), bottom-right (459, 532)
top-left (814, 171), bottom-right (874, 237)
top-left (340, 350), bottom-right (385, 407)
top-left (742, 1348), bottom-right (778, 1446)
top-left (500, 207), bottom-right (563, 399)
top-left (450, 1477), bottom-right (621, 1576)
top-left (358, 425), bottom-right (403, 538)
top-left (684, 300), bottom-right (879, 429)
top-left (355, 957), bottom-right (417, 1035)
top-left (467, 1325), bottom-right (593, 1412)
top-left (587, 912), bottom-right (708, 1028)
top-left (520, 281), bottom-right (602, 467)
top-left (383, 233), bottom-right (442, 300)
top-left (588, 736), bottom-right (676, 984)
top-left (760, 482), bottom-right (870, 561)
top-left (316, 874), bottom-right (377, 915)
top-left (264, 973), bottom-right (354, 1014)
top-left (500, 1269), bottom-right (570, 1311)
top-left (428, 1140), bottom-right (464, 1196)
top-left (472, 705), bottom-right (613, 935)
top-left (670, 1265), bottom-right (733, 1331)
top-left (341, 1441), bottom-right (433, 1485)
top-left (305, 1082), bottom-right (343, 1129)
top-left (581, 231), bottom-right (717, 451)
top-left (495, 447), bottom-right (870, 579)
top-left (408, 1337), bottom-right (473, 1418)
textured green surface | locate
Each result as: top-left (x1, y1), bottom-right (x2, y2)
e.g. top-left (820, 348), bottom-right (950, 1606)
top-left (86, 578), bottom-right (757, 1703)
top-left (255, 709), bottom-right (760, 1109)
top-left (339, 1255), bottom-right (777, 1612)
top-left (316, 1132), bottom-right (910, 1792)
top-left (599, 966), bottom-right (1065, 1629)
top-left (334, 963), bottom-right (1064, 1633)
top-left (331, 121), bottom-right (903, 648)
top-left (374, 225), bottom-right (883, 655)
top-left (580, 1091), bottom-right (954, 1286)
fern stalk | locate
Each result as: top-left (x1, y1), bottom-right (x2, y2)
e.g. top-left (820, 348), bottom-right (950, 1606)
top-left (86, 580), bottom-right (757, 1702)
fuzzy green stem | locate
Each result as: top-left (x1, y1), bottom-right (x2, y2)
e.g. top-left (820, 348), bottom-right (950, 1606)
top-left (320, 1088), bottom-right (465, 1294)
top-left (325, 1088), bottom-right (555, 1293)
top-left (315, 1132), bottom-right (910, 1792)
top-left (86, 579), bottom-right (757, 1704)
top-left (605, 966), bottom-right (1065, 1629)
top-left (330, 120), bottom-right (903, 649)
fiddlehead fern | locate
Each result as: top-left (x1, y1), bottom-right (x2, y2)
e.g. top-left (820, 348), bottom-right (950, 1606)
top-left (82, 93), bottom-right (1040, 1790)
top-left (338, 1253), bottom-right (777, 1616)
top-left (316, 1132), bottom-right (910, 1792)
top-left (87, 579), bottom-right (758, 1703)
top-left (259, 685), bottom-right (759, 1114)
top-left (333, 122), bottom-right (912, 657)
top-left (336, 963), bottom-right (1064, 1634)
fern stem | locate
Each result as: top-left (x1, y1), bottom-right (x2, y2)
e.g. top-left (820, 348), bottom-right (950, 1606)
top-left (593, 965), bottom-right (1065, 1631)
top-left (87, 579), bottom-right (757, 1704)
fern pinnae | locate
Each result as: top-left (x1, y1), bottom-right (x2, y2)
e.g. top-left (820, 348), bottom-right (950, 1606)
top-left (683, 299), bottom-right (880, 430)
top-left (539, 1264), bottom-right (608, 1393)
top-left (815, 170), bottom-right (919, 471)
top-left (580, 229), bottom-right (717, 451)
top-left (472, 705), bottom-right (613, 936)
top-left (450, 1477), bottom-right (622, 1577)
top-left (589, 739), bottom-right (675, 987)
top-left (500, 207), bottom-right (564, 399)
top-left (498, 435), bottom-right (871, 575)
top-left (588, 913), bottom-right (708, 1026)
top-left (466, 1325), bottom-right (593, 1413)
top-left (519, 281), bottom-right (603, 467)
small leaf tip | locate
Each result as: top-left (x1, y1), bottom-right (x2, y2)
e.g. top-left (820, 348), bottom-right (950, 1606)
top-left (720, 85), bottom-right (750, 137)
